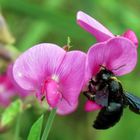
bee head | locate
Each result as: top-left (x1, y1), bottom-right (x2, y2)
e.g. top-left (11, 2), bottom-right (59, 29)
top-left (96, 66), bottom-right (114, 81)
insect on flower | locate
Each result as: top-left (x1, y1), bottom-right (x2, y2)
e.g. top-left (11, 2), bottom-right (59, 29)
top-left (76, 11), bottom-right (140, 129)
top-left (83, 36), bottom-right (139, 129)
top-left (12, 43), bottom-right (86, 115)
top-left (84, 66), bottom-right (140, 129)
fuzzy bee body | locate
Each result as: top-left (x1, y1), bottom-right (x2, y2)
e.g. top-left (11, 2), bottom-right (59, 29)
top-left (93, 103), bottom-right (123, 129)
top-left (84, 67), bottom-right (140, 129)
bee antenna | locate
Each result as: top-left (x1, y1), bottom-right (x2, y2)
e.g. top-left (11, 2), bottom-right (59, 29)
top-left (112, 64), bottom-right (126, 71)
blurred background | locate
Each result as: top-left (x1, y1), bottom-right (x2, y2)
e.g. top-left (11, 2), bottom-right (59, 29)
top-left (0, 0), bottom-right (140, 140)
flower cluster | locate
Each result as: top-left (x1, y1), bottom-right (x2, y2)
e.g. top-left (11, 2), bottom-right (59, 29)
top-left (10, 11), bottom-right (138, 115)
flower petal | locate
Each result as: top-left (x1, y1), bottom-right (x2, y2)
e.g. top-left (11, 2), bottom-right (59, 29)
top-left (13, 43), bottom-right (66, 91)
top-left (122, 29), bottom-right (138, 48)
top-left (0, 95), bottom-right (10, 107)
top-left (108, 37), bottom-right (137, 75)
top-left (57, 51), bottom-right (86, 104)
top-left (84, 100), bottom-right (102, 112)
top-left (8, 64), bottom-right (29, 97)
top-left (45, 80), bottom-right (62, 108)
top-left (87, 37), bottom-right (137, 77)
top-left (0, 73), bottom-right (15, 107)
top-left (52, 51), bottom-right (86, 114)
top-left (77, 11), bottom-right (114, 42)
top-left (57, 98), bottom-right (78, 115)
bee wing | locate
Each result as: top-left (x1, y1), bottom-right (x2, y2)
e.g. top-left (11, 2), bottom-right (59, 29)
top-left (95, 87), bottom-right (109, 107)
top-left (124, 92), bottom-right (140, 114)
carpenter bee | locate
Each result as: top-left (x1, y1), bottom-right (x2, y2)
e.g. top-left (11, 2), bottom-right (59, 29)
top-left (84, 66), bottom-right (140, 129)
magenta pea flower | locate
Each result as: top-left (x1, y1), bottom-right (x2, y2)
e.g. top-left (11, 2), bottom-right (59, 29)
top-left (76, 11), bottom-right (138, 111)
top-left (12, 43), bottom-right (86, 115)
top-left (0, 72), bottom-right (16, 107)
top-left (77, 11), bottom-right (138, 47)
top-left (0, 66), bottom-right (28, 107)
top-left (84, 37), bottom-right (137, 112)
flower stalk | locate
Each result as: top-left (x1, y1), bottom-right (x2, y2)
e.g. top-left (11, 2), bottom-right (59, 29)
top-left (41, 109), bottom-right (56, 140)
top-left (14, 113), bottom-right (21, 140)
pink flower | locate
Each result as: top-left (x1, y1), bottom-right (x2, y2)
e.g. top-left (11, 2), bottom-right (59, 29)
top-left (77, 11), bottom-right (138, 112)
top-left (0, 66), bottom-right (28, 107)
top-left (85, 100), bottom-right (102, 112)
top-left (0, 73), bottom-right (16, 107)
top-left (77, 11), bottom-right (138, 48)
top-left (12, 43), bottom-right (86, 115)
top-left (84, 37), bottom-right (137, 112)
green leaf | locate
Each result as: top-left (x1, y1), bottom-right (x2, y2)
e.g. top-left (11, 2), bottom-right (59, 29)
top-left (1, 99), bottom-right (22, 127)
top-left (27, 115), bottom-right (43, 140)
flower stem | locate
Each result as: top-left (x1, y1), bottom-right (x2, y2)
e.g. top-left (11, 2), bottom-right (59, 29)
top-left (14, 113), bottom-right (21, 140)
top-left (41, 109), bottom-right (56, 140)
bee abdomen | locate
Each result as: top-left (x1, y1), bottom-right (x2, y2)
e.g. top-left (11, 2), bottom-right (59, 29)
top-left (93, 105), bottom-right (123, 129)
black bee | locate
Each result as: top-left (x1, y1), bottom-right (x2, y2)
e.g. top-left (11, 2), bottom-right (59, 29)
top-left (84, 66), bottom-right (140, 129)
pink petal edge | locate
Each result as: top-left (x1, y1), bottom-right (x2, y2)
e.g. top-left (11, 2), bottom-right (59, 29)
top-left (85, 100), bottom-right (102, 112)
top-left (122, 29), bottom-right (138, 48)
top-left (57, 51), bottom-right (86, 104)
top-left (87, 37), bottom-right (137, 78)
top-left (13, 43), bottom-right (66, 91)
top-left (77, 11), bottom-right (114, 42)
top-left (57, 99), bottom-right (78, 115)
top-left (55, 51), bottom-right (86, 114)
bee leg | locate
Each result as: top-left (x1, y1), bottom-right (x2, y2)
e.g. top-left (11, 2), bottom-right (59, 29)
top-left (88, 79), bottom-right (97, 92)
top-left (88, 83), bottom-right (94, 93)
top-left (83, 79), bottom-right (97, 101)
top-left (83, 91), bottom-right (95, 101)
top-left (90, 79), bottom-right (98, 86)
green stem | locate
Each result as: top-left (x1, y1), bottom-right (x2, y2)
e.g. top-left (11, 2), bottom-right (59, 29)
top-left (14, 113), bottom-right (21, 140)
top-left (41, 109), bottom-right (56, 140)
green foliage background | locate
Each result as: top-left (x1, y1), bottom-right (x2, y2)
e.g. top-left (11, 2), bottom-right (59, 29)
top-left (0, 0), bottom-right (140, 140)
